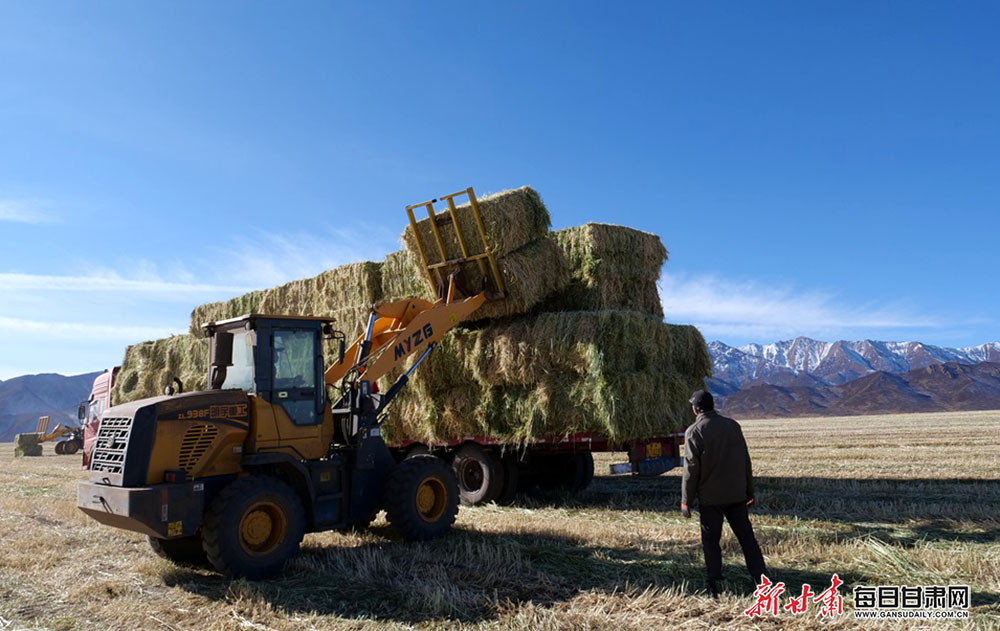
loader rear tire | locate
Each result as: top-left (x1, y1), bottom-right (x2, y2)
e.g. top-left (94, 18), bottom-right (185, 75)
top-left (404, 444), bottom-right (430, 459)
top-left (384, 455), bottom-right (458, 541)
top-left (148, 534), bottom-right (208, 567)
top-left (452, 443), bottom-right (504, 505)
top-left (201, 476), bottom-right (305, 580)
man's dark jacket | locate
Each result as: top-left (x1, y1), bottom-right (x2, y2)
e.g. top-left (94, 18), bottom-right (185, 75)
top-left (681, 410), bottom-right (754, 507)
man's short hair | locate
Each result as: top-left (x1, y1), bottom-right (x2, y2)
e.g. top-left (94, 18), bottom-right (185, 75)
top-left (689, 389), bottom-right (715, 412)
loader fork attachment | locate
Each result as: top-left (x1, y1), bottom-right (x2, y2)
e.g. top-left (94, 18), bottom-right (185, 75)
top-left (405, 187), bottom-right (507, 301)
top-left (326, 187), bottom-right (507, 389)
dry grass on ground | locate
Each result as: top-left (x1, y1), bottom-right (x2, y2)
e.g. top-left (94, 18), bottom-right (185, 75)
top-left (1, 410), bottom-right (998, 630)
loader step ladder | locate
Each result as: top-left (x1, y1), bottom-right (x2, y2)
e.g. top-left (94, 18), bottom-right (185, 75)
top-left (405, 187), bottom-right (507, 301)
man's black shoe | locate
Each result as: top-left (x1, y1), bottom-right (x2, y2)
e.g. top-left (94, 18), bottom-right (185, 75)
top-left (707, 579), bottom-right (721, 597)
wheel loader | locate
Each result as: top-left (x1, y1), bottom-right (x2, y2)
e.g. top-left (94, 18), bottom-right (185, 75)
top-left (35, 415), bottom-right (84, 455)
top-left (78, 188), bottom-right (504, 579)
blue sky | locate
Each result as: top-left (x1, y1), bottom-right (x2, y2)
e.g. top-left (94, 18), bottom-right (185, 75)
top-left (1, 2), bottom-right (998, 379)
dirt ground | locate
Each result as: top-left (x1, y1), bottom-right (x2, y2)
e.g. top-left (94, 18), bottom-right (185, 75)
top-left (1, 410), bottom-right (998, 630)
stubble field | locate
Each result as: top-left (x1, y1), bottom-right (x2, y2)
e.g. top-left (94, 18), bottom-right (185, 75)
top-left (1, 410), bottom-right (998, 630)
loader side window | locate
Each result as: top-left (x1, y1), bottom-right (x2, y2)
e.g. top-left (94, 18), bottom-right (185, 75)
top-left (221, 330), bottom-right (255, 391)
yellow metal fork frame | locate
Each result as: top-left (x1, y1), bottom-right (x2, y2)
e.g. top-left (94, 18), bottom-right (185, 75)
top-left (404, 187), bottom-right (507, 298)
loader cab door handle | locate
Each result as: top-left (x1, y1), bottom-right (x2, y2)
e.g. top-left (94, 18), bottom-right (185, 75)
top-left (277, 388), bottom-right (315, 400)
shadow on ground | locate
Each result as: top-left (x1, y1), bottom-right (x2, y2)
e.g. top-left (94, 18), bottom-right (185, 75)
top-left (162, 528), bottom-right (849, 624)
top-left (162, 475), bottom-right (1000, 623)
top-left (528, 474), bottom-right (1000, 542)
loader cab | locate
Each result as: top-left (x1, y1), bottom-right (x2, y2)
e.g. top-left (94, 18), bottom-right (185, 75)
top-left (205, 315), bottom-right (335, 426)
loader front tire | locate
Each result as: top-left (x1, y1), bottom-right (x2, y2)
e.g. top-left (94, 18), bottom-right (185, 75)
top-left (201, 476), bottom-right (305, 580)
top-left (148, 534), bottom-right (208, 566)
top-left (63, 439), bottom-right (80, 455)
top-left (384, 455), bottom-right (458, 541)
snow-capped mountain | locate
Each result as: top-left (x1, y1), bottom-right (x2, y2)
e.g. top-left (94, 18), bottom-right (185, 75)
top-left (708, 337), bottom-right (1000, 391)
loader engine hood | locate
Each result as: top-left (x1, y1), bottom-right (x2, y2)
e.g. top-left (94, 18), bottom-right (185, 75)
top-left (88, 390), bottom-right (250, 487)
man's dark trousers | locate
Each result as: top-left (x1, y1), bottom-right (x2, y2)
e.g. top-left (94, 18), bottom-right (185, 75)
top-left (699, 502), bottom-right (767, 584)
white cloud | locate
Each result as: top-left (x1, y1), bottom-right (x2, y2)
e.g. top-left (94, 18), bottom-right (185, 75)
top-left (0, 272), bottom-right (249, 294)
top-left (658, 272), bottom-right (939, 342)
top-left (0, 223), bottom-right (403, 377)
top-left (0, 316), bottom-right (178, 341)
top-left (215, 225), bottom-right (400, 288)
top-left (0, 200), bottom-right (55, 224)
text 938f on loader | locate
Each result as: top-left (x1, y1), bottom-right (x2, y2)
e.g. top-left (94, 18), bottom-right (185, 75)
top-left (77, 188), bottom-right (504, 579)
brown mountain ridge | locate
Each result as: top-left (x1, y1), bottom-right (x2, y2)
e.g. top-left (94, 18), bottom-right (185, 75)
top-left (720, 361), bottom-right (1000, 419)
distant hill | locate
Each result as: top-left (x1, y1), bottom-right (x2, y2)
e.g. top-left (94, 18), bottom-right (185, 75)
top-left (721, 361), bottom-right (1000, 419)
top-left (0, 372), bottom-right (101, 441)
top-left (708, 336), bottom-right (1000, 392)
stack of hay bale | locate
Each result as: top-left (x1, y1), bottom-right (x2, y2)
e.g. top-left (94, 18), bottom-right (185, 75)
top-left (14, 433), bottom-right (42, 457)
top-left (379, 191), bottom-right (710, 443)
top-left (111, 186), bottom-right (711, 446)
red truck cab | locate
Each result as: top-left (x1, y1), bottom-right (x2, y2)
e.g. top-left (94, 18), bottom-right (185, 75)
top-left (80, 367), bottom-right (119, 468)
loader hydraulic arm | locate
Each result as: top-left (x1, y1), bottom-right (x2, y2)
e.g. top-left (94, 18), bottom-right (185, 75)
top-left (325, 186), bottom-right (502, 392)
top-left (324, 285), bottom-right (485, 386)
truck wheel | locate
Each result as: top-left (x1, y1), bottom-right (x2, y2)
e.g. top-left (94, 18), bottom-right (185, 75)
top-left (452, 443), bottom-right (505, 505)
top-left (54, 441), bottom-right (65, 455)
top-left (63, 439), bottom-right (81, 455)
top-left (201, 476), bottom-right (305, 579)
top-left (148, 534), bottom-right (208, 566)
top-left (575, 452), bottom-right (595, 491)
top-left (535, 453), bottom-right (573, 491)
top-left (384, 455), bottom-right (458, 541)
top-left (496, 453), bottom-right (519, 505)
top-left (559, 453), bottom-right (594, 492)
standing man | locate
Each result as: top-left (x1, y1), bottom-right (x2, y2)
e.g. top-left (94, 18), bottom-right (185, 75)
top-left (681, 390), bottom-right (767, 594)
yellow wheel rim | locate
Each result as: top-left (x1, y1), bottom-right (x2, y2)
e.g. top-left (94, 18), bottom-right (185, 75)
top-left (239, 502), bottom-right (286, 555)
top-left (415, 476), bottom-right (448, 522)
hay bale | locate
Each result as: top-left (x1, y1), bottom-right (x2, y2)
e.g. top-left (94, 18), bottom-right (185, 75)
top-left (464, 238), bottom-right (570, 321)
top-left (380, 312), bottom-right (712, 444)
top-left (381, 250), bottom-right (435, 302)
top-left (15, 432), bottom-right (40, 447)
top-left (112, 335), bottom-right (209, 405)
top-left (189, 262), bottom-right (383, 338)
top-left (399, 187), bottom-right (567, 318)
top-left (385, 239), bottom-right (569, 321)
top-left (664, 324), bottom-right (713, 380)
top-left (383, 369), bottom-right (697, 445)
top-left (541, 224), bottom-right (667, 316)
top-left (402, 186), bottom-right (551, 263)
top-left (14, 433), bottom-right (42, 457)
top-left (418, 311), bottom-right (674, 386)
top-left (190, 290), bottom-right (266, 336)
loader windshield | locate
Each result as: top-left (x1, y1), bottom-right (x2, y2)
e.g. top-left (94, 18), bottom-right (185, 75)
top-left (221, 329), bottom-right (255, 391)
